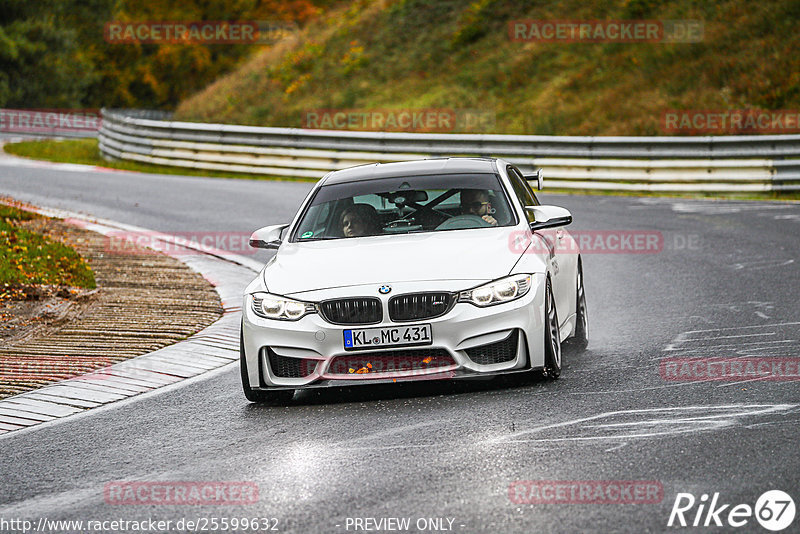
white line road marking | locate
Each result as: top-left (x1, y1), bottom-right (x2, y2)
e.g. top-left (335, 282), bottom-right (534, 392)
top-left (745, 417), bottom-right (800, 429)
top-left (652, 200), bottom-right (797, 215)
top-left (678, 332), bottom-right (776, 341)
top-left (678, 321), bottom-right (800, 336)
top-left (569, 381), bottom-right (705, 394)
top-left (714, 375), bottom-right (777, 388)
top-left (662, 320), bottom-right (800, 368)
top-left (658, 320), bottom-right (800, 387)
top-left (658, 338), bottom-right (796, 357)
top-left (663, 200), bottom-right (797, 214)
top-left (731, 259), bottom-right (795, 270)
top-left (488, 404), bottom-right (798, 444)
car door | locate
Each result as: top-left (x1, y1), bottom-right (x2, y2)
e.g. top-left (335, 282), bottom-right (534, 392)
top-left (507, 165), bottom-right (576, 325)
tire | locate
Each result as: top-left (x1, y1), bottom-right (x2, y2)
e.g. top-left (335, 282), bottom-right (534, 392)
top-left (566, 259), bottom-right (589, 351)
top-left (240, 326), bottom-right (294, 404)
top-left (543, 277), bottom-right (562, 379)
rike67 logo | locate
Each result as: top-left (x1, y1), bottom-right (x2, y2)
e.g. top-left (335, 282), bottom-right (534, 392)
top-left (668, 490), bottom-right (795, 531)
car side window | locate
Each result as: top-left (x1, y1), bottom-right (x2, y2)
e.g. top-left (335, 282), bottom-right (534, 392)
top-left (518, 169), bottom-right (541, 206)
top-left (507, 166), bottom-right (537, 222)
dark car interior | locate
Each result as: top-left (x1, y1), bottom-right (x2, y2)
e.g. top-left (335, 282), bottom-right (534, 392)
top-left (298, 188), bottom-right (513, 240)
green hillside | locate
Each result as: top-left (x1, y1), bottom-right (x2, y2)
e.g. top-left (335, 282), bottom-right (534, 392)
top-left (0, 0), bottom-right (327, 109)
top-left (174, 0), bottom-right (800, 135)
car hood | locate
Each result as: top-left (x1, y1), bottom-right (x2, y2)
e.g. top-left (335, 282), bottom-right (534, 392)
top-left (264, 228), bottom-right (524, 295)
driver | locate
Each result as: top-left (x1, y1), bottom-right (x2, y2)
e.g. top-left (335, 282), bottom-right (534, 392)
top-left (341, 204), bottom-right (381, 237)
top-left (460, 189), bottom-right (498, 226)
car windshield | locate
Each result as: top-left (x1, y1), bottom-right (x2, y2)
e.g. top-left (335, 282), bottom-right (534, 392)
top-left (292, 173), bottom-right (516, 241)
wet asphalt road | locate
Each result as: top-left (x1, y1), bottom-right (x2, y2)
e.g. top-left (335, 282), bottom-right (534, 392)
top-left (1, 160), bottom-right (799, 533)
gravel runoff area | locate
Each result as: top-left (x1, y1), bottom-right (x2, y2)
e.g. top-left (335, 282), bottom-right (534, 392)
top-left (0, 207), bottom-right (223, 399)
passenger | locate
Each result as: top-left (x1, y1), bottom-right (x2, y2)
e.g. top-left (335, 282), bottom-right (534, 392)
top-left (460, 189), bottom-right (498, 226)
top-left (341, 204), bottom-right (381, 237)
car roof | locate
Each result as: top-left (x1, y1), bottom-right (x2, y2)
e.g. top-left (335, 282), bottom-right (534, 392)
top-left (321, 158), bottom-right (500, 185)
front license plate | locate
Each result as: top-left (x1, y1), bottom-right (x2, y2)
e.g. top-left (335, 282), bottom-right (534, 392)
top-left (343, 324), bottom-right (432, 350)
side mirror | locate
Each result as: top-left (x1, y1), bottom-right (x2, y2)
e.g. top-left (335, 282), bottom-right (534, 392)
top-left (523, 169), bottom-right (544, 190)
top-left (249, 224), bottom-right (289, 249)
top-left (525, 205), bottom-right (572, 231)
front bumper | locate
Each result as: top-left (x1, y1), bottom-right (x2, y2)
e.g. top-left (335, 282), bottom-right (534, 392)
top-left (241, 275), bottom-right (546, 390)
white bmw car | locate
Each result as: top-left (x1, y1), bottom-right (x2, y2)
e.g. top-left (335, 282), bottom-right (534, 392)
top-left (241, 158), bottom-right (588, 403)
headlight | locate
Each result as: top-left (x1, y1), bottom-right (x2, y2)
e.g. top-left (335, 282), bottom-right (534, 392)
top-left (458, 274), bottom-right (532, 307)
top-left (251, 292), bottom-right (316, 320)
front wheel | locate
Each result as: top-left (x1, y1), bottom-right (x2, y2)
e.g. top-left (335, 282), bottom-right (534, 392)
top-left (543, 277), bottom-right (562, 379)
top-left (240, 327), bottom-right (294, 404)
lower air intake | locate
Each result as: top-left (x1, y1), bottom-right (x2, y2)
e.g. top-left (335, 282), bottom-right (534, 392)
top-left (465, 332), bottom-right (518, 365)
top-left (267, 349), bottom-right (317, 378)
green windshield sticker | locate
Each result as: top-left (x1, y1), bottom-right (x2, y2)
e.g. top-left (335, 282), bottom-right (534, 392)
top-left (301, 231), bottom-right (314, 238)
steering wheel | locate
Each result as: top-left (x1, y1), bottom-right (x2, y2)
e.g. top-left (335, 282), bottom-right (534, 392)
top-left (395, 202), bottom-right (453, 225)
top-left (435, 214), bottom-right (493, 230)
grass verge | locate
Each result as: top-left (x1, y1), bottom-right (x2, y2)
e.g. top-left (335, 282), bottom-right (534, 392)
top-left (0, 204), bottom-right (95, 289)
top-left (2, 138), bottom-right (315, 182)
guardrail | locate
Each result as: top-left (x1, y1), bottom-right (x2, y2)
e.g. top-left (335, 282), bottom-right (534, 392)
top-left (99, 109), bottom-right (800, 192)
